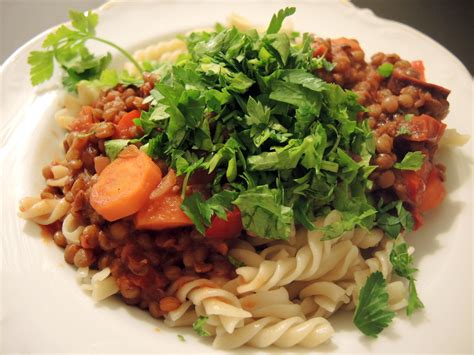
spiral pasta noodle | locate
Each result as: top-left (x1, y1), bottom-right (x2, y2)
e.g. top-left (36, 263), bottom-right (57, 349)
top-left (46, 165), bottom-right (70, 187)
top-left (212, 316), bottom-right (333, 349)
top-left (62, 213), bottom-right (85, 244)
top-left (232, 211), bottom-right (366, 293)
top-left (169, 279), bottom-right (252, 333)
top-left (18, 197), bottom-right (70, 225)
top-left (239, 288), bottom-right (304, 319)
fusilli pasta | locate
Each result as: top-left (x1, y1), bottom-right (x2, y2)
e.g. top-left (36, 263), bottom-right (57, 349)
top-left (212, 316), bottom-right (333, 349)
top-left (19, 197), bottom-right (70, 225)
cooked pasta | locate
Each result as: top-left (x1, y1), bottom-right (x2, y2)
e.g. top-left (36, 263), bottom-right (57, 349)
top-left (46, 164), bottom-right (70, 187)
top-left (173, 279), bottom-right (252, 333)
top-left (212, 316), bottom-right (334, 349)
top-left (77, 267), bottom-right (119, 301)
top-left (62, 213), bottom-right (85, 244)
top-left (18, 197), bottom-right (69, 225)
top-left (239, 288), bottom-right (304, 319)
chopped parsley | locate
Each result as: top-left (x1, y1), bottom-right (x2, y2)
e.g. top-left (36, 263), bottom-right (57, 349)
top-left (397, 125), bottom-right (412, 136)
top-left (394, 151), bottom-right (425, 171)
top-left (389, 243), bottom-right (424, 315)
top-left (376, 200), bottom-right (414, 238)
top-left (104, 139), bottom-right (130, 160)
top-left (377, 63), bottom-right (394, 78)
top-left (404, 114), bottom-right (414, 121)
top-left (192, 316), bottom-right (210, 337)
top-left (177, 334), bottom-right (185, 342)
top-left (228, 255), bottom-right (245, 268)
top-left (353, 271), bottom-right (395, 337)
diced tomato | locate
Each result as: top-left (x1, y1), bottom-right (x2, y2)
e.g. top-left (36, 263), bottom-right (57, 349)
top-left (205, 208), bottom-right (243, 240)
top-left (403, 170), bottom-right (425, 204)
top-left (411, 208), bottom-right (424, 230)
top-left (400, 114), bottom-right (446, 143)
top-left (134, 189), bottom-right (193, 230)
top-left (419, 167), bottom-right (446, 212)
top-left (114, 110), bottom-right (141, 139)
top-left (312, 44), bottom-right (328, 58)
top-left (411, 60), bottom-right (426, 82)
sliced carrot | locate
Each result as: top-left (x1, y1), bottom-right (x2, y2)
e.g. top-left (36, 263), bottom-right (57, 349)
top-left (90, 145), bottom-right (162, 221)
top-left (135, 190), bottom-right (193, 230)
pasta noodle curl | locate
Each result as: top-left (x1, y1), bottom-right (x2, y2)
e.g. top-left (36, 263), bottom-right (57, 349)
top-left (212, 316), bottom-right (333, 349)
top-left (19, 197), bottom-right (70, 225)
top-left (166, 279), bottom-right (252, 333)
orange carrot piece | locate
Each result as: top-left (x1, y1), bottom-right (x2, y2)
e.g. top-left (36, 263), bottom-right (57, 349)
top-left (90, 145), bottom-right (162, 221)
top-left (135, 190), bottom-right (193, 230)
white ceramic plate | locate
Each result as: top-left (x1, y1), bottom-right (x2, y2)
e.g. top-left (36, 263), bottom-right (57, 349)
top-left (1, 0), bottom-right (472, 353)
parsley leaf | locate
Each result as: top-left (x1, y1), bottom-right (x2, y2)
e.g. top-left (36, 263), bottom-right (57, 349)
top-left (404, 114), bottom-right (414, 122)
top-left (233, 185), bottom-right (293, 240)
top-left (104, 139), bottom-right (130, 160)
top-left (181, 190), bottom-right (238, 235)
top-left (192, 316), bottom-right (210, 337)
top-left (69, 10), bottom-right (98, 34)
top-left (228, 255), bottom-right (245, 267)
top-left (397, 125), bottom-right (412, 136)
top-left (377, 63), bottom-right (394, 78)
top-left (177, 334), bottom-right (185, 342)
top-left (394, 151), bottom-right (425, 170)
top-left (376, 200), bottom-right (414, 238)
top-left (28, 51), bottom-right (55, 86)
top-left (353, 271), bottom-right (395, 337)
top-left (266, 7), bottom-right (296, 34)
top-left (389, 243), bottom-right (424, 315)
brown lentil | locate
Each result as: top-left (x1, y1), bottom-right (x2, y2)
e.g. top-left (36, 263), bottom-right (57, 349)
top-left (64, 244), bottom-right (81, 265)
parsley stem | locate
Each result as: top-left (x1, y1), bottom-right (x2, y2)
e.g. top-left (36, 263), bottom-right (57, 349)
top-left (90, 36), bottom-right (143, 74)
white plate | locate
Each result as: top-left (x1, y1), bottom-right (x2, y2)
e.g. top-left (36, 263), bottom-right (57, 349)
top-left (1, 0), bottom-right (472, 353)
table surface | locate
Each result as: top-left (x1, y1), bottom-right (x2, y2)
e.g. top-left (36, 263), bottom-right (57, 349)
top-left (1, 0), bottom-right (472, 74)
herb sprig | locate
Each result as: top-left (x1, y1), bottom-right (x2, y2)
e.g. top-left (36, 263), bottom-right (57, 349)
top-left (390, 242), bottom-right (424, 315)
top-left (28, 10), bottom-right (142, 91)
top-left (353, 271), bottom-right (395, 337)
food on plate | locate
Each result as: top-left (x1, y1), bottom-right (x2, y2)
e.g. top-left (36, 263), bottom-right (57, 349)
top-left (19, 7), bottom-right (466, 349)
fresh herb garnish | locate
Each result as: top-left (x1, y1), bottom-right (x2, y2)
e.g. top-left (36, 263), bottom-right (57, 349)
top-left (353, 271), bottom-right (395, 337)
top-left (389, 243), bottom-right (424, 315)
top-left (180, 190), bottom-right (238, 234)
top-left (396, 125), bottom-right (412, 136)
top-left (228, 255), bottom-right (245, 267)
top-left (394, 151), bottom-right (425, 171)
top-left (192, 316), bottom-right (210, 337)
top-left (376, 200), bottom-right (414, 238)
top-left (177, 334), bottom-right (185, 342)
top-left (28, 10), bottom-right (142, 91)
top-left (104, 139), bottom-right (130, 160)
top-left (377, 63), bottom-right (394, 78)
top-left (404, 114), bottom-right (414, 121)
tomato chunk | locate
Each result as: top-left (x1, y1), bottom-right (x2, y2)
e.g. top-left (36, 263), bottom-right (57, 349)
top-left (205, 208), bottom-right (243, 240)
top-left (411, 60), bottom-right (426, 82)
top-left (419, 167), bottom-right (446, 212)
top-left (135, 190), bottom-right (193, 230)
top-left (400, 114), bottom-right (446, 143)
top-left (114, 110), bottom-right (141, 139)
